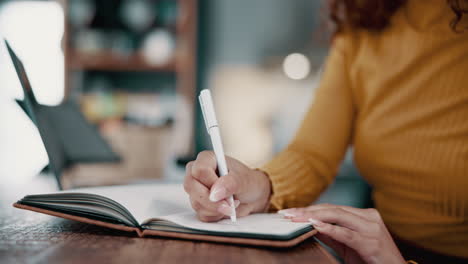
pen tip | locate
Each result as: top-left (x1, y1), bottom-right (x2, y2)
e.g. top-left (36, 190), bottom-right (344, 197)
top-left (231, 215), bottom-right (237, 222)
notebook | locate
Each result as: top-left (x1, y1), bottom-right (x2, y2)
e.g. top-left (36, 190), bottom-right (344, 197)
top-left (14, 183), bottom-right (316, 247)
top-left (6, 38), bottom-right (315, 247)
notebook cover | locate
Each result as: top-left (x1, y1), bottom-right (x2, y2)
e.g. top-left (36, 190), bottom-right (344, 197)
top-left (13, 203), bottom-right (317, 248)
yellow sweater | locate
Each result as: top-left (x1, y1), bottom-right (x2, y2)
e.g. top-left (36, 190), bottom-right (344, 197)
top-left (262, 1), bottom-right (468, 258)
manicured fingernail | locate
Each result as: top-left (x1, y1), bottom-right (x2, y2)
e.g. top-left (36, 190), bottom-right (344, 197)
top-left (218, 202), bottom-right (232, 216)
top-left (278, 209), bottom-right (298, 218)
top-left (284, 213), bottom-right (297, 218)
top-left (308, 218), bottom-right (324, 227)
top-left (278, 209), bottom-right (294, 215)
top-left (209, 187), bottom-right (227, 202)
top-left (278, 212), bottom-right (296, 218)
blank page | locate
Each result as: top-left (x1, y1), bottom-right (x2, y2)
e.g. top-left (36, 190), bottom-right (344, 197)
top-left (39, 183), bottom-right (311, 239)
top-left (150, 212), bottom-right (312, 238)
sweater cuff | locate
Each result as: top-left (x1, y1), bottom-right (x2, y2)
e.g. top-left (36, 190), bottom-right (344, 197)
top-left (260, 150), bottom-right (330, 211)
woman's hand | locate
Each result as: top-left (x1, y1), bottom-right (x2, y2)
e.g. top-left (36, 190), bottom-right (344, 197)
top-left (279, 204), bottom-right (405, 264)
top-left (184, 151), bottom-right (272, 222)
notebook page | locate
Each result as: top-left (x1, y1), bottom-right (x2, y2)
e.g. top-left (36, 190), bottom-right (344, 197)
top-left (61, 183), bottom-right (192, 224)
top-left (152, 212), bottom-right (311, 237)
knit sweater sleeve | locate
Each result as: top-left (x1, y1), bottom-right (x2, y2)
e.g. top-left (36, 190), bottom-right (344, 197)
top-left (261, 34), bottom-right (357, 210)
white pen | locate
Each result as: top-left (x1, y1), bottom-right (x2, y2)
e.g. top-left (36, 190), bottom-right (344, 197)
top-left (199, 89), bottom-right (237, 222)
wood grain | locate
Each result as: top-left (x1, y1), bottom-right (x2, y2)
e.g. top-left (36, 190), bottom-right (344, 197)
top-left (0, 177), bottom-right (338, 264)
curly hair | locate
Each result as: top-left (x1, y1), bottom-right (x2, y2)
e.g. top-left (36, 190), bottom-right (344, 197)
top-left (328, 0), bottom-right (468, 34)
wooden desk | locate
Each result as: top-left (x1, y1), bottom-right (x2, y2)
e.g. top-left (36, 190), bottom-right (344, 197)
top-left (0, 175), bottom-right (338, 264)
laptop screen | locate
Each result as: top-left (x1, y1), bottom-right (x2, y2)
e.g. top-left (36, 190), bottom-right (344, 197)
top-left (5, 39), bottom-right (66, 189)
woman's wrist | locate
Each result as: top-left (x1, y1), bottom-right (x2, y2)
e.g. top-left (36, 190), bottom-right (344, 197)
top-left (251, 169), bottom-right (272, 213)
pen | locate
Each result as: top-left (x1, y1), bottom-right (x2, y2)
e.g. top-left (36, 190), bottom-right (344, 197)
top-left (198, 89), bottom-right (237, 222)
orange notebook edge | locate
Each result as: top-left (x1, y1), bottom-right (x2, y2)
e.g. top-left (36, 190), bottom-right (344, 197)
top-left (13, 202), bottom-right (317, 248)
top-left (141, 228), bottom-right (317, 248)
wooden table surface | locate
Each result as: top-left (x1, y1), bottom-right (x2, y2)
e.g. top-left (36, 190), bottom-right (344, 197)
top-left (0, 175), bottom-right (338, 264)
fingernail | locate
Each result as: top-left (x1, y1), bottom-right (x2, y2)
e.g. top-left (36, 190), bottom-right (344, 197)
top-left (308, 218), bottom-right (324, 227)
top-left (278, 209), bottom-right (304, 219)
top-left (277, 211), bottom-right (296, 218)
top-left (234, 199), bottom-right (240, 208)
top-left (283, 213), bottom-right (297, 218)
top-left (209, 187), bottom-right (227, 202)
top-left (218, 202), bottom-right (232, 216)
top-left (278, 209), bottom-right (294, 215)
top-left (278, 209), bottom-right (299, 218)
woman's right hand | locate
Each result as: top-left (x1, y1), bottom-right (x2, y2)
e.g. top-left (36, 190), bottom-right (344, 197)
top-left (184, 151), bottom-right (272, 222)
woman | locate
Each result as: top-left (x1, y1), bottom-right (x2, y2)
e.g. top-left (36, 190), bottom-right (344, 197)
top-left (184, 0), bottom-right (468, 263)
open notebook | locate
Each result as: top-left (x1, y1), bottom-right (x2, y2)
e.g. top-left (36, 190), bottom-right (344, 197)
top-left (14, 183), bottom-right (315, 247)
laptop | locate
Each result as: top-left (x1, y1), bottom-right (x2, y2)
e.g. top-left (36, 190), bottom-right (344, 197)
top-left (5, 39), bottom-right (120, 189)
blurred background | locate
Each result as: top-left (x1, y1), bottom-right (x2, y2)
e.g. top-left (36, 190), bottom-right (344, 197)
top-left (0, 0), bottom-right (370, 208)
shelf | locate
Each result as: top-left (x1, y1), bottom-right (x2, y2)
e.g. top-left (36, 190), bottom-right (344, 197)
top-left (68, 51), bottom-right (176, 72)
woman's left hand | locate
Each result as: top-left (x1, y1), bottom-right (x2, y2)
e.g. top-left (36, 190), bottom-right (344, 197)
top-left (279, 204), bottom-right (406, 264)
